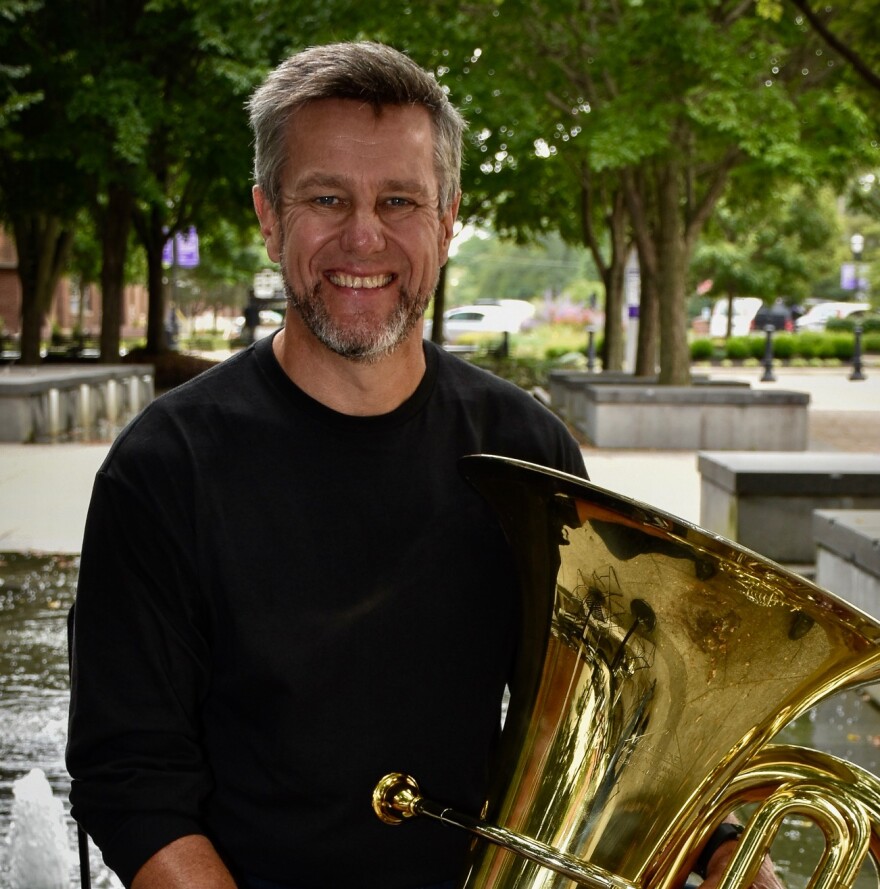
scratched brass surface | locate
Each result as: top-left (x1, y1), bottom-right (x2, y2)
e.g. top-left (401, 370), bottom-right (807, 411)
top-left (457, 455), bottom-right (880, 889)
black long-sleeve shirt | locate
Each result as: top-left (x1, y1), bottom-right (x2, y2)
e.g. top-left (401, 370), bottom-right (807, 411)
top-left (67, 336), bottom-right (586, 888)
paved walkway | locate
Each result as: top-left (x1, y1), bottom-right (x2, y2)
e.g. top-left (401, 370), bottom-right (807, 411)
top-left (0, 365), bottom-right (876, 553)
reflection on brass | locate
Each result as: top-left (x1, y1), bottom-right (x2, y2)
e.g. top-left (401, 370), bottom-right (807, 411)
top-left (373, 456), bottom-right (880, 888)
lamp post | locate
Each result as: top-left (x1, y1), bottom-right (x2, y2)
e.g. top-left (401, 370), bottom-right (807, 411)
top-left (850, 233), bottom-right (864, 297)
top-left (849, 233), bottom-right (866, 381)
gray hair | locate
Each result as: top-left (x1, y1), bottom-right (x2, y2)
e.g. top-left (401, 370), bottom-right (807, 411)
top-left (247, 41), bottom-right (465, 215)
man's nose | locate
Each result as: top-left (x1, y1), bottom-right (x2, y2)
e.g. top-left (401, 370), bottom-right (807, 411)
top-left (339, 206), bottom-right (386, 255)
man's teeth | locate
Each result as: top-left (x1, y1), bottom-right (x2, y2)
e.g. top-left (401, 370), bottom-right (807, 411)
top-left (329, 273), bottom-right (393, 289)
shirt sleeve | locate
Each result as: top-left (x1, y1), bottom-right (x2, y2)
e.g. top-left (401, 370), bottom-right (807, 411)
top-left (67, 459), bottom-right (213, 887)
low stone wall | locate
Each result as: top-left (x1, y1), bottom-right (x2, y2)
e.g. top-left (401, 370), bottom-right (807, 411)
top-left (0, 365), bottom-right (154, 443)
top-left (814, 509), bottom-right (880, 618)
top-left (699, 452), bottom-right (880, 564)
top-left (548, 373), bottom-right (808, 449)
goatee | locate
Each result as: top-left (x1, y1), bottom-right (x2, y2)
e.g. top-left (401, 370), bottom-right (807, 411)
top-left (282, 275), bottom-right (435, 364)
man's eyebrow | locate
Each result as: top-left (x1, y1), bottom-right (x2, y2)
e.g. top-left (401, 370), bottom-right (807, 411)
top-left (291, 174), bottom-right (349, 192)
top-left (290, 174), bottom-right (432, 197)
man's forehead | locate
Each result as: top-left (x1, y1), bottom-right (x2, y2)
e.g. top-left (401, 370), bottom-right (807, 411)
top-left (288, 96), bottom-right (433, 132)
top-left (281, 99), bottom-right (439, 194)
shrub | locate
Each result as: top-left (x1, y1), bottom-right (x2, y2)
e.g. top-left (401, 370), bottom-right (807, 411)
top-left (725, 337), bottom-right (752, 360)
top-left (827, 316), bottom-right (880, 334)
top-left (862, 333), bottom-right (880, 353)
top-left (467, 354), bottom-right (548, 389)
top-left (772, 334), bottom-right (796, 360)
top-left (748, 335), bottom-right (768, 360)
top-left (812, 336), bottom-right (839, 359)
top-left (792, 332), bottom-right (821, 359)
top-left (829, 334), bottom-right (854, 361)
top-left (690, 338), bottom-right (714, 361)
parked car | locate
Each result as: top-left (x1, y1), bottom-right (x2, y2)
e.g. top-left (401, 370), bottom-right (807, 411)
top-left (795, 301), bottom-right (870, 332)
top-left (424, 301), bottom-right (534, 343)
top-left (709, 297), bottom-right (762, 337)
top-left (750, 302), bottom-right (794, 333)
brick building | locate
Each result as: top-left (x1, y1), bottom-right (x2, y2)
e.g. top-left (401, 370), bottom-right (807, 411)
top-left (0, 227), bottom-right (148, 344)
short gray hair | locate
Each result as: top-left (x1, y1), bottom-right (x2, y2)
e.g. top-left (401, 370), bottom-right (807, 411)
top-left (247, 41), bottom-right (465, 215)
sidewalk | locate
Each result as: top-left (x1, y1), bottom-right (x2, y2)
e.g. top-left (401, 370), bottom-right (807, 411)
top-left (0, 366), bottom-right (876, 553)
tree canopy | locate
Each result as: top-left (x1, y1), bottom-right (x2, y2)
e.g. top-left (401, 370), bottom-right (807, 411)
top-left (1, 0), bottom-right (877, 374)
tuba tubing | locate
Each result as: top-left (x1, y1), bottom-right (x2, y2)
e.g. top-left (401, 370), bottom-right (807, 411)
top-left (373, 455), bottom-right (880, 888)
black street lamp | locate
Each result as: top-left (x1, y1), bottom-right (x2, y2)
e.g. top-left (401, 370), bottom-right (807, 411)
top-left (849, 233), bottom-right (867, 381)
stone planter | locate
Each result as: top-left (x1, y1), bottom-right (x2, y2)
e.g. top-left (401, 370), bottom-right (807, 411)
top-left (547, 371), bottom-right (808, 450)
top-left (698, 452), bottom-right (880, 564)
top-left (0, 365), bottom-right (154, 443)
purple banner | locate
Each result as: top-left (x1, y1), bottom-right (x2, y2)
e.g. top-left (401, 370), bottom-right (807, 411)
top-left (162, 227), bottom-right (200, 268)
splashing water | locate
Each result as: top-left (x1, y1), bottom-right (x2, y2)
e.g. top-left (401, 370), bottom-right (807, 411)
top-left (7, 768), bottom-right (71, 889)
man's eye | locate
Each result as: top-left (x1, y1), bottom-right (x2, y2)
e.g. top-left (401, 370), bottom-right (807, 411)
top-left (384, 197), bottom-right (413, 208)
top-left (313, 196), bottom-right (341, 207)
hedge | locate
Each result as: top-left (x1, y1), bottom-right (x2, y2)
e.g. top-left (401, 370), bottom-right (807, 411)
top-left (690, 329), bottom-right (878, 362)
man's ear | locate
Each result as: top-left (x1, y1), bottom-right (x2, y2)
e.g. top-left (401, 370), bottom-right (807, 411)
top-left (438, 192), bottom-right (462, 265)
top-left (253, 186), bottom-right (281, 263)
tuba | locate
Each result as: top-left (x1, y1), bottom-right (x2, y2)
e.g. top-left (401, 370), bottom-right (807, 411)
top-left (373, 455), bottom-right (880, 888)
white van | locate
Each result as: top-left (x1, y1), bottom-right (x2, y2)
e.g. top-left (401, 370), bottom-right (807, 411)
top-left (795, 301), bottom-right (870, 332)
top-left (709, 297), bottom-right (762, 337)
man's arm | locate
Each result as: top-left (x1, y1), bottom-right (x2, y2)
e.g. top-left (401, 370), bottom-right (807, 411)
top-left (699, 830), bottom-right (784, 889)
top-left (131, 835), bottom-right (239, 889)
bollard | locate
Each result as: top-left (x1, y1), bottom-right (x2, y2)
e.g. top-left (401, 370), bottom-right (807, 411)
top-left (47, 387), bottom-right (61, 441)
top-left (760, 325), bottom-right (776, 382)
top-left (586, 326), bottom-right (597, 373)
top-left (78, 383), bottom-right (92, 440)
top-left (497, 330), bottom-right (510, 359)
top-left (106, 379), bottom-right (118, 425)
top-left (850, 325), bottom-right (866, 381)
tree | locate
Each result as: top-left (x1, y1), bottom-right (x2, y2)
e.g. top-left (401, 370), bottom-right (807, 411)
top-left (105, 0), bottom-right (268, 355)
top-left (405, 0), bottom-right (873, 382)
top-left (692, 184), bottom-right (841, 331)
top-left (788, 0), bottom-right (880, 93)
top-left (0, 1), bottom-right (88, 363)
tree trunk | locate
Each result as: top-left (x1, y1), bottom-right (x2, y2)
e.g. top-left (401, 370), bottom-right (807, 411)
top-left (13, 213), bottom-right (73, 365)
top-left (622, 168), bottom-right (658, 377)
top-left (656, 163), bottom-right (691, 385)
top-left (144, 206), bottom-right (168, 353)
top-left (431, 262), bottom-right (447, 344)
top-left (635, 264), bottom-right (659, 377)
top-left (98, 184), bottom-right (134, 363)
top-left (602, 259), bottom-right (626, 372)
top-left (724, 292), bottom-right (735, 338)
top-left (580, 178), bottom-right (627, 372)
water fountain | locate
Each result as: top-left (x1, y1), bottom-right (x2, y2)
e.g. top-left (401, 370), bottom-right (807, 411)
top-left (7, 768), bottom-right (71, 889)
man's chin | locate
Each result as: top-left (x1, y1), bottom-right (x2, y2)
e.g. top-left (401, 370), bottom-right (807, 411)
top-left (315, 317), bottom-right (420, 364)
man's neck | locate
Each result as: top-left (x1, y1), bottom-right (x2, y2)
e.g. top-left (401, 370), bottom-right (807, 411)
top-left (272, 322), bottom-right (427, 417)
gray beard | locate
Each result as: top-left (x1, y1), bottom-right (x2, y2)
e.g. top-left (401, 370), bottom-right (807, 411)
top-left (281, 274), bottom-right (435, 365)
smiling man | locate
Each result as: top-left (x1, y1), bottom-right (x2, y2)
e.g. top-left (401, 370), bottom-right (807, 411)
top-left (67, 42), bottom-right (586, 889)
top-left (66, 42), bottom-right (778, 889)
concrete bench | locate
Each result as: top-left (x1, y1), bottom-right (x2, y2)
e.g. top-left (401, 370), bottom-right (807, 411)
top-left (554, 382), bottom-right (808, 450)
top-left (0, 365), bottom-right (154, 443)
top-left (699, 452), bottom-right (880, 564)
top-left (814, 509), bottom-right (880, 619)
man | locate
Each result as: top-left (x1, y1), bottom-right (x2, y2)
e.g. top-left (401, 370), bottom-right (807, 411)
top-left (67, 41), bottom-right (780, 889)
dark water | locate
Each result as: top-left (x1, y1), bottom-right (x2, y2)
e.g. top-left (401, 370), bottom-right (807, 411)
top-left (2, 552), bottom-right (880, 887)
top-left (0, 553), bottom-right (120, 889)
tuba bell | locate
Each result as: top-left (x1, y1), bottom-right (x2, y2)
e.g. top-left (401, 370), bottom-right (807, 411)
top-left (373, 455), bottom-right (880, 888)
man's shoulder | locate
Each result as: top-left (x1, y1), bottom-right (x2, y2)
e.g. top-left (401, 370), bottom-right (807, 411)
top-left (104, 348), bottom-right (262, 464)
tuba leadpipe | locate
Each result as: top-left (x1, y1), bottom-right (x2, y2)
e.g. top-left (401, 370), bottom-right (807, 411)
top-left (373, 455), bottom-right (880, 888)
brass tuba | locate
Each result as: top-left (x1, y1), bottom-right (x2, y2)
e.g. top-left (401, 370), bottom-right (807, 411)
top-left (373, 455), bottom-right (880, 888)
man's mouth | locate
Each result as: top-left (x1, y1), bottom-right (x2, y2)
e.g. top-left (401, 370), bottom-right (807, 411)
top-left (327, 272), bottom-right (395, 289)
